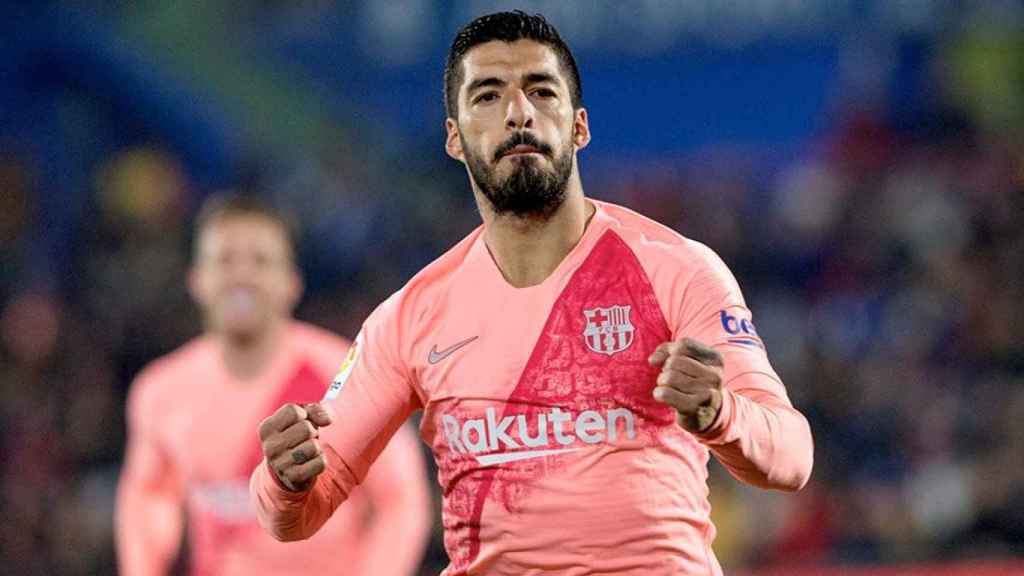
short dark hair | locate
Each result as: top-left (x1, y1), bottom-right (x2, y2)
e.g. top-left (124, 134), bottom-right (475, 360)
top-left (444, 11), bottom-right (582, 119)
top-left (192, 192), bottom-right (298, 259)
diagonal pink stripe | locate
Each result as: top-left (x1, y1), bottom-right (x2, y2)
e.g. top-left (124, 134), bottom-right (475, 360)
top-left (459, 230), bottom-right (673, 569)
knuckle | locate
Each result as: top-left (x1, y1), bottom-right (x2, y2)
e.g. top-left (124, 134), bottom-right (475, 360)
top-left (274, 459), bottom-right (292, 476)
top-left (273, 454), bottom-right (290, 471)
top-left (261, 440), bottom-right (276, 458)
top-left (667, 356), bottom-right (688, 371)
top-left (275, 436), bottom-right (293, 457)
top-left (303, 439), bottom-right (321, 457)
top-left (309, 456), bottom-right (326, 475)
top-left (661, 369), bottom-right (686, 386)
top-left (704, 351), bottom-right (720, 363)
top-left (282, 423), bottom-right (300, 443)
top-left (261, 434), bottom-right (277, 453)
top-left (283, 467), bottom-right (302, 484)
top-left (655, 388), bottom-right (676, 407)
top-left (275, 463), bottom-right (292, 481)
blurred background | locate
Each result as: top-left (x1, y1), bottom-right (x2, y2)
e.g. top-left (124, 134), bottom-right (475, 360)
top-left (1, 1), bottom-right (1023, 574)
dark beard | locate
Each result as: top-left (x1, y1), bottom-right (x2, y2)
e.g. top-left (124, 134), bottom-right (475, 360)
top-left (464, 131), bottom-right (574, 219)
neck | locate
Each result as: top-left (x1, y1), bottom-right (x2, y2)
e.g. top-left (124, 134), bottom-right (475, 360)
top-left (478, 175), bottom-right (595, 288)
top-left (217, 319), bottom-right (286, 383)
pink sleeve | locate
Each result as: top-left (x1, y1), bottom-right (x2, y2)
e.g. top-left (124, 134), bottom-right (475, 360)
top-left (115, 373), bottom-right (185, 575)
top-left (353, 423), bottom-right (433, 576)
top-left (251, 294), bottom-right (423, 541)
top-left (674, 245), bottom-right (813, 492)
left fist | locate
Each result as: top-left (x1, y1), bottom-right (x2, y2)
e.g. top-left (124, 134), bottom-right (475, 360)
top-left (648, 338), bottom-right (724, 433)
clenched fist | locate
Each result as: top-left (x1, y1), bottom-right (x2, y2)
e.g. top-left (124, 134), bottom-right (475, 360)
top-left (648, 338), bottom-right (724, 433)
top-left (258, 402), bottom-right (333, 492)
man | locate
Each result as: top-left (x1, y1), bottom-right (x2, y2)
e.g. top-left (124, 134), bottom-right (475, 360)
top-left (251, 11), bottom-right (813, 575)
top-left (116, 194), bottom-right (431, 575)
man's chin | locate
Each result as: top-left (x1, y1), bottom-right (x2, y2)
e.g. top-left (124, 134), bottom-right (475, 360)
top-left (217, 318), bottom-right (269, 343)
top-left (495, 163), bottom-right (551, 186)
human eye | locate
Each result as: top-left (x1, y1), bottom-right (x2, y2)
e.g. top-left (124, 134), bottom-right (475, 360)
top-left (253, 251), bottom-right (271, 269)
top-left (531, 87), bottom-right (557, 99)
top-left (473, 91), bottom-right (499, 105)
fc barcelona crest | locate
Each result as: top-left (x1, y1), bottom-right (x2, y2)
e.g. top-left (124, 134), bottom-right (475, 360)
top-left (583, 305), bottom-right (635, 356)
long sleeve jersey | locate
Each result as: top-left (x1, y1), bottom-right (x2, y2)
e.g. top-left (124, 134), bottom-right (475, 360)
top-left (252, 200), bottom-right (813, 575)
top-left (118, 321), bottom-right (431, 576)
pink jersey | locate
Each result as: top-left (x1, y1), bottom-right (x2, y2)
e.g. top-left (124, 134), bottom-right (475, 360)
top-left (251, 201), bottom-right (813, 575)
top-left (117, 321), bottom-right (431, 576)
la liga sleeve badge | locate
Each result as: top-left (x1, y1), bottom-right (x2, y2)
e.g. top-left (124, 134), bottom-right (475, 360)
top-left (325, 330), bottom-right (363, 401)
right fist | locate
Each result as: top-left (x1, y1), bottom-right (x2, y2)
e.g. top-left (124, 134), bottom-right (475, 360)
top-left (258, 402), bottom-right (333, 492)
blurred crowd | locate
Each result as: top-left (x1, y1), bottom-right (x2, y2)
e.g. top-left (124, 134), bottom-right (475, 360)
top-left (613, 108), bottom-right (1024, 569)
top-left (1, 5), bottom-right (1023, 576)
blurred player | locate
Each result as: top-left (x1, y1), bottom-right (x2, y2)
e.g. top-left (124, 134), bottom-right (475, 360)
top-left (116, 194), bottom-right (431, 575)
top-left (251, 11), bottom-right (813, 575)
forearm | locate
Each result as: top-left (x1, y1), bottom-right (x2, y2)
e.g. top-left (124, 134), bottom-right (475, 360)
top-left (115, 481), bottom-right (183, 576)
top-left (697, 373), bottom-right (814, 491)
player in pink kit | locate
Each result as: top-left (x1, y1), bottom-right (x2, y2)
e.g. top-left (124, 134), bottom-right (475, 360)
top-left (252, 11), bottom-right (813, 576)
top-left (116, 195), bottom-right (431, 576)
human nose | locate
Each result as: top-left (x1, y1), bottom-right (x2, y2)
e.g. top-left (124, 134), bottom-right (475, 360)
top-left (504, 89), bottom-right (535, 130)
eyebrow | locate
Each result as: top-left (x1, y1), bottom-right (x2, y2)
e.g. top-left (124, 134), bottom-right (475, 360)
top-left (523, 72), bottom-right (558, 87)
top-left (466, 76), bottom-right (506, 95)
top-left (466, 72), bottom-right (560, 96)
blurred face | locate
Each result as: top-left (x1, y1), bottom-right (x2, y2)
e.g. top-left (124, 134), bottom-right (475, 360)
top-left (189, 215), bottom-right (301, 341)
top-left (446, 40), bottom-right (589, 218)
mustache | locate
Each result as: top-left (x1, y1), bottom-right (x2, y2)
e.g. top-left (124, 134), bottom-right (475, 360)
top-left (493, 132), bottom-right (554, 162)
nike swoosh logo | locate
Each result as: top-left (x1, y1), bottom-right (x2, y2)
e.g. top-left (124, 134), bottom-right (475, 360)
top-left (428, 336), bottom-right (478, 364)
